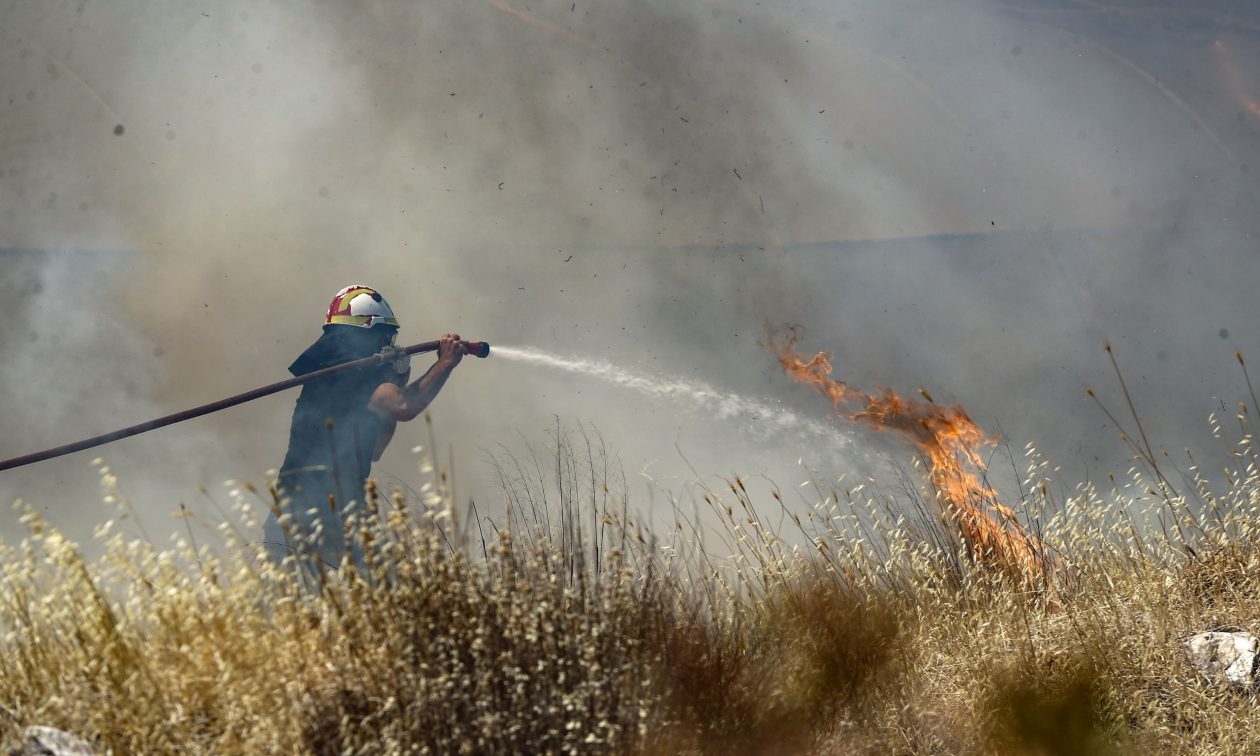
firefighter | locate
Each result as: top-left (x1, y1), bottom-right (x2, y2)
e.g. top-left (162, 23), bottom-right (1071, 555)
top-left (262, 285), bottom-right (465, 570)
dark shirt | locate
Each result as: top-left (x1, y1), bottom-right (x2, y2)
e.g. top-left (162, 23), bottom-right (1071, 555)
top-left (278, 326), bottom-right (406, 503)
top-left (280, 363), bottom-right (397, 488)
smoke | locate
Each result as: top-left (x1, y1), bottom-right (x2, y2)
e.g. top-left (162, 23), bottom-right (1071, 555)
top-left (1, 0), bottom-right (1259, 547)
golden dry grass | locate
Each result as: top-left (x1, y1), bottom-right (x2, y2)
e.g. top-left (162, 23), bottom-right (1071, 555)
top-left (1, 412), bottom-right (1259, 754)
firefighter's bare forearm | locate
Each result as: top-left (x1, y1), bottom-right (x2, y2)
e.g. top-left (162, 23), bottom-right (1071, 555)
top-left (403, 359), bottom-right (457, 415)
top-left (367, 332), bottom-right (465, 422)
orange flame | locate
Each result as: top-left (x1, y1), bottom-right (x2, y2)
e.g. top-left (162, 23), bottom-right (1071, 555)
top-left (769, 328), bottom-right (1053, 588)
top-left (1214, 40), bottom-right (1260, 121)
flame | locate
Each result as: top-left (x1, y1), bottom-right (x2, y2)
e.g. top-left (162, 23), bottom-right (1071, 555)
top-left (769, 328), bottom-right (1053, 588)
top-left (1214, 40), bottom-right (1260, 121)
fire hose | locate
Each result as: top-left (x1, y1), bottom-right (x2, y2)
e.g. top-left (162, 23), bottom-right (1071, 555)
top-left (0, 338), bottom-right (491, 473)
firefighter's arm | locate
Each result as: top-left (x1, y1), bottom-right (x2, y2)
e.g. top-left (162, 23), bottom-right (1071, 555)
top-left (368, 333), bottom-right (465, 422)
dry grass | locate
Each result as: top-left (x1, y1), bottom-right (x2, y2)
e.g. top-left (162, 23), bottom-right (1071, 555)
top-left (1, 410), bottom-right (1260, 754)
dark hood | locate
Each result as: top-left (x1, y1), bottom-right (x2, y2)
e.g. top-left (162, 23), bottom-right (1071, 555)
top-left (289, 324), bottom-right (397, 377)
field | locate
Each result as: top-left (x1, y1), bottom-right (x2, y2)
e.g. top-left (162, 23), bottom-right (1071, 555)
top-left (1, 400), bottom-right (1259, 755)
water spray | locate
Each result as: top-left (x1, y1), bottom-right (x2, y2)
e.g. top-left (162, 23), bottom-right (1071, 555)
top-left (0, 338), bottom-right (491, 472)
top-left (493, 345), bottom-right (854, 453)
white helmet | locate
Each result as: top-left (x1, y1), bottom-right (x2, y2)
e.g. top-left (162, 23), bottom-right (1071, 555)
top-left (324, 285), bottom-right (399, 329)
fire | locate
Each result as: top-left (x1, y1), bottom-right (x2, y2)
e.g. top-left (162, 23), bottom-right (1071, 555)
top-left (1214, 40), bottom-right (1260, 121)
top-left (768, 328), bottom-right (1053, 589)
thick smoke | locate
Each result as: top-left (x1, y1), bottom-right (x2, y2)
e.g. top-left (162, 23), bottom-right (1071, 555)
top-left (1, 0), bottom-right (1258, 548)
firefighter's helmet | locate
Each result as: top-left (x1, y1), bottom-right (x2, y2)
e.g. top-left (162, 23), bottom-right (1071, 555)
top-left (324, 285), bottom-right (399, 329)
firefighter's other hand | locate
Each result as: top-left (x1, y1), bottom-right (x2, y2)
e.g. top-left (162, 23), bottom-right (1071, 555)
top-left (437, 332), bottom-right (466, 368)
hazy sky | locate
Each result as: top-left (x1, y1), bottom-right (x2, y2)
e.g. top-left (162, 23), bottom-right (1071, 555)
top-left (1, 0), bottom-right (1258, 549)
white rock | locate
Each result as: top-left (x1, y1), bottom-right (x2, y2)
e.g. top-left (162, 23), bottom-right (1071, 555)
top-left (21, 726), bottom-right (93, 756)
top-left (1185, 631), bottom-right (1260, 690)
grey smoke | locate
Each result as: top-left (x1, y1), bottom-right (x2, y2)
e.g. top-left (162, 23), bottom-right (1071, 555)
top-left (0, 0), bottom-right (1258, 549)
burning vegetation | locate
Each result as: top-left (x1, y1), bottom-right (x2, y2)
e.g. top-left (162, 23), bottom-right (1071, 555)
top-left (768, 327), bottom-right (1056, 593)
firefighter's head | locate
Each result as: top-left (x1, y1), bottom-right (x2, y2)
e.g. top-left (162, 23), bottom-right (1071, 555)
top-left (324, 284), bottom-right (399, 346)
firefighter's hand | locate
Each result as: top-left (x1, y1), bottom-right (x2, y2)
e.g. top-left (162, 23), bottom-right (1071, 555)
top-left (437, 332), bottom-right (466, 369)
